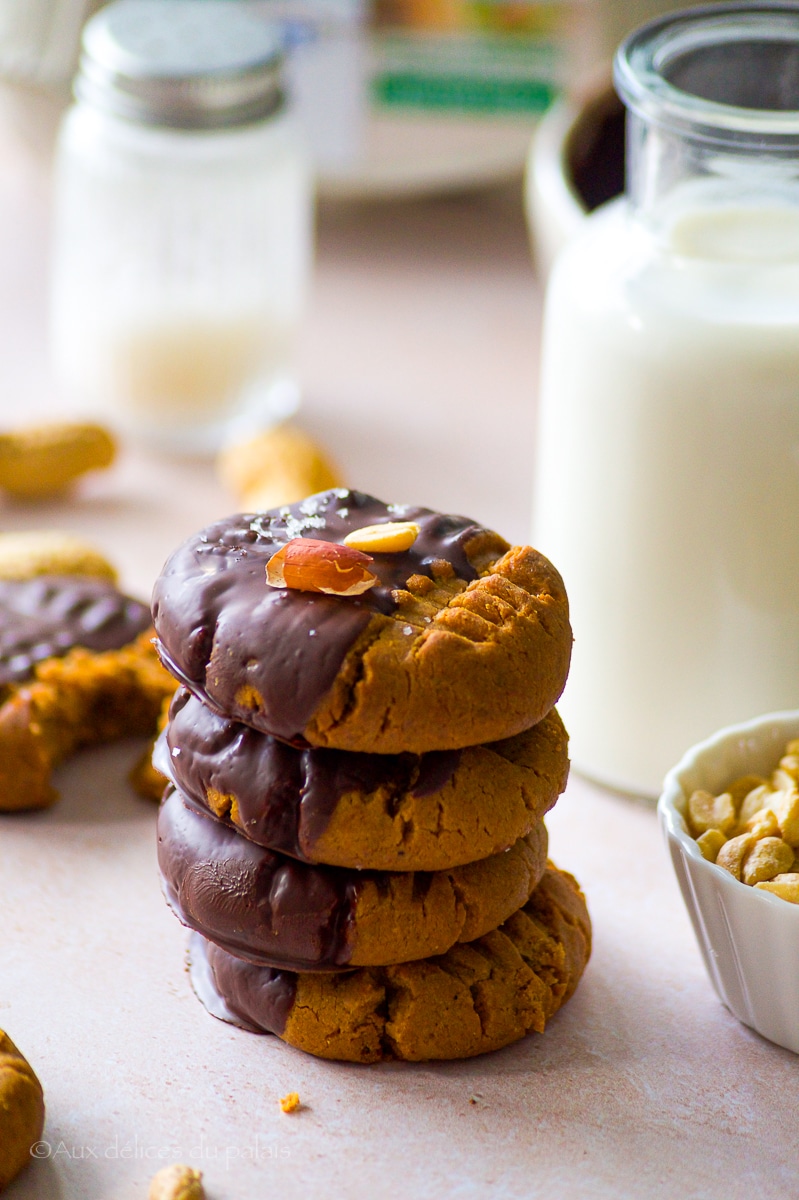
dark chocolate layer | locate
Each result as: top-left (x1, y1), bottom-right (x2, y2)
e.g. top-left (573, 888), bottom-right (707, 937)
top-left (158, 784), bottom-right (363, 972)
top-left (189, 931), bottom-right (296, 1036)
top-left (151, 490), bottom-right (487, 740)
top-left (162, 686), bottom-right (460, 861)
top-left (0, 574), bottom-right (152, 689)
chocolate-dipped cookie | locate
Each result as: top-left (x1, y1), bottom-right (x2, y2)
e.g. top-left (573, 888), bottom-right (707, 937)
top-left (157, 785), bottom-right (549, 971)
top-left (0, 573), bottom-right (175, 811)
top-left (151, 490), bottom-right (572, 753)
top-left (159, 687), bottom-right (568, 871)
top-left (0, 573), bottom-right (152, 699)
top-left (189, 863), bottom-right (591, 1062)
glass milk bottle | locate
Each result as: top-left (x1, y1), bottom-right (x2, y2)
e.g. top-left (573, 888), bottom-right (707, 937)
top-left (534, 3), bottom-right (799, 797)
top-left (50, 0), bottom-right (313, 453)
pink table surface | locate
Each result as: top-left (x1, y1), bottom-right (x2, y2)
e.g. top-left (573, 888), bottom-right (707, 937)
top-left (0, 113), bottom-right (796, 1200)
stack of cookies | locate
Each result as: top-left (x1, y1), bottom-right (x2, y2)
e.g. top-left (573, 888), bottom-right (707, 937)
top-left (151, 490), bottom-right (591, 1063)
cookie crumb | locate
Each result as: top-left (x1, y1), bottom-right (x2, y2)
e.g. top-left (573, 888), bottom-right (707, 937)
top-left (279, 1091), bottom-right (301, 1113)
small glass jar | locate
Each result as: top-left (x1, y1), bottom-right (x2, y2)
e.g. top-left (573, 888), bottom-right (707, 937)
top-left (534, 4), bottom-right (799, 797)
top-left (50, 0), bottom-right (313, 453)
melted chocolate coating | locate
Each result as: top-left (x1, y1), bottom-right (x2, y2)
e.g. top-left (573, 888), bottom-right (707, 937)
top-left (163, 686), bottom-right (461, 860)
top-left (158, 784), bottom-right (363, 971)
top-left (0, 575), bottom-right (152, 689)
top-left (151, 490), bottom-right (487, 740)
top-left (190, 931), bottom-right (296, 1036)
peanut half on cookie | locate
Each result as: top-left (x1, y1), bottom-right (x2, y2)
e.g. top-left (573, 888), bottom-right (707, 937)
top-left (0, 532), bottom-right (175, 810)
top-left (152, 490), bottom-right (573, 753)
top-left (153, 491), bottom-right (588, 1063)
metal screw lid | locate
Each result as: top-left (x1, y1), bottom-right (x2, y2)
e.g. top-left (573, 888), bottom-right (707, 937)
top-left (75, 0), bottom-right (285, 130)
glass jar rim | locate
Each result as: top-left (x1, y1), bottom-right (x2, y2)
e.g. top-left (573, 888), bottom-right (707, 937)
top-left (615, 2), bottom-right (799, 147)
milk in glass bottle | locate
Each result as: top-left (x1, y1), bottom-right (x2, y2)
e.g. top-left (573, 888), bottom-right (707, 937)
top-left (534, 3), bottom-right (799, 797)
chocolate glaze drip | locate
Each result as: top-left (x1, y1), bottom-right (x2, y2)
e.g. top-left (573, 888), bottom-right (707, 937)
top-left (191, 931), bottom-right (296, 1037)
top-left (151, 490), bottom-right (487, 740)
top-left (0, 575), bottom-right (152, 689)
top-left (164, 687), bottom-right (461, 860)
top-left (157, 784), bottom-right (364, 971)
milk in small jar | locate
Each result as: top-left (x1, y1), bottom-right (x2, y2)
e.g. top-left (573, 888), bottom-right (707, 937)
top-left (534, 3), bottom-right (799, 796)
top-left (50, 0), bottom-right (313, 452)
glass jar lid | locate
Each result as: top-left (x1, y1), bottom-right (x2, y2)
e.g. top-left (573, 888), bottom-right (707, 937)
top-left (75, 0), bottom-right (284, 130)
top-left (615, 2), bottom-right (799, 149)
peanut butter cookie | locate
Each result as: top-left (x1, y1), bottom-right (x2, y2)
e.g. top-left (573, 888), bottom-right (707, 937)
top-left (188, 863), bottom-right (591, 1062)
top-left (0, 1030), bottom-right (45, 1191)
top-left (158, 785), bottom-right (549, 971)
top-left (0, 631), bottom-right (176, 811)
top-left (152, 490), bottom-right (572, 753)
top-left (159, 687), bottom-right (568, 870)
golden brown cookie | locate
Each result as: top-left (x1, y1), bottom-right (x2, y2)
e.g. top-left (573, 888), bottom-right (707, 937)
top-left (0, 421), bottom-right (114, 499)
top-left (0, 1030), bottom-right (45, 1191)
top-left (217, 423), bottom-right (342, 513)
top-left (0, 631), bottom-right (176, 811)
top-left (158, 785), bottom-right (549, 970)
top-left (189, 863), bottom-right (591, 1062)
top-left (159, 687), bottom-right (568, 870)
top-left (152, 491), bottom-right (572, 753)
top-left (0, 530), bottom-right (117, 582)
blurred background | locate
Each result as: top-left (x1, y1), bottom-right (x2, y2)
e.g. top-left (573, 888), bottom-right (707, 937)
top-left (0, 0), bottom-right (687, 546)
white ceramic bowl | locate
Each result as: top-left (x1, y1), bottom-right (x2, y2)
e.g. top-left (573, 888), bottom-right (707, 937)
top-left (659, 710), bottom-right (799, 1054)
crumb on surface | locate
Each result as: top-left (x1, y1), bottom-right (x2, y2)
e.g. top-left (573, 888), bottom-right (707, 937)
top-left (280, 1091), bottom-right (301, 1113)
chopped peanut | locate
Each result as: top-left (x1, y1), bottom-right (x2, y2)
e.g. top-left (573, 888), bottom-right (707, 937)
top-left (755, 873), bottom-right (799, 903)
top-left (687, 788), bottom-right (737, 838)
top-left (716, 833), bottom-right (756, 880)
top-left (744, 810), bottom-right (779, 840)
top-left (742, 837), bottom-right (794, 885)
top-left (727, 773), bottom-right (768, 810)
top-left (770, 788), bottom-right (799, 846)
top-left (737, 784), bottom-right (773, 829)
top-left (696, 828), bottom-right (727, 862)
top-left (686, 733), bottom-right (799, 902)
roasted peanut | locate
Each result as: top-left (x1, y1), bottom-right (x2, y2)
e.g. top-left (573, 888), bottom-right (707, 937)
top-left (737, 784), bottom-right (773, 830)
top-left (727, 773), bottom-right (768, 809)
top-left (696, 828), bottom-right (727, 862)
top-left (0, 530), bottom-right (116, 582)
top-left (742, 836), bottom-right (794, 885)
top-left (744, 809), bottom-right (779, 840)
top-left (687, 734), bottom-right (799, 903)
top-left (149, 1163), bottom-right (205, 1200)
top-left (0, 1030), bottom-right (45, 1192)
top-left (770, 787), bottom-right (799, 846)
top-left (716, 833), bottom-right (756, 880)
top-left (217, 424), bottom-right (342, 512)
top-left (266, 538), bottom-right (377, 596)
top-left (0, 423), bottom-right (115, 499)
top-left (687, 788), bottom-right (736, 838)
top-left (343, 521), bottom-right (420, 553)
top-left (755, 872), bottom-right (799, 903)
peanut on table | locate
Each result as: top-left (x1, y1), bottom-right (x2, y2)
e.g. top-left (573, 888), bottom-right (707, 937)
top-left (687, 741), bottom-right (799, 901)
